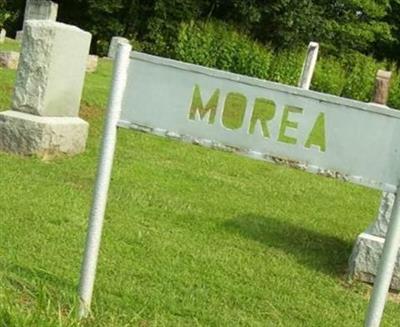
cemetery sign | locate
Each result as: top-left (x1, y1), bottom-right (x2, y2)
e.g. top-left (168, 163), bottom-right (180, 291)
top-left (79, 45), bottom-right (400, 327)
top-left (119, 52), bottom-right (400, 193)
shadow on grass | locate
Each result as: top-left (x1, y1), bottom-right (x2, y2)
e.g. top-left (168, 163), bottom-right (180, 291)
top-left (224, 214), bottom-right (353, 277)
top-left (4, 263), bottom-right (76, 295)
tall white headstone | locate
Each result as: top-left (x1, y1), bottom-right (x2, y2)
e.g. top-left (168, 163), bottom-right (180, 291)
top-left (0, 20), bottom-right (91, 157)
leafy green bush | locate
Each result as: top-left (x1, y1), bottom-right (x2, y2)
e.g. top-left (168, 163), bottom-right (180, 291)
top-left (312, 56), bottom-right (347, 96)
top-left (268, 49), bottom-right (305, 86)
top-left (388, 69), bottom-right (400, 109)
top-left (341, 52), bottom-right (380, 102)
top-left (176, 21), bottom-right (272, 79)
top-left (175, 20), bottom-right (400, 109)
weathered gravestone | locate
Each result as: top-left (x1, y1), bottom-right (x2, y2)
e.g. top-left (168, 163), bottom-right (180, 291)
top-left (15, 31), bottom-right (24, 41)
top-left (78, 46), bottom-right (400, 326)
top-left (108, 36), bottom-right (130, 59)
top-left (0, 52), bottom-right (20, 69)
top-left (0, 29), bottom-right (6, 43)
top-left (24, 0), bottom-right (58, 25)
top-left (16, 0), bottom-right (58, 41)
top-left (0, 20), bottom-right (91, 157)
top-left (86, 55), bottom-right (98, 73)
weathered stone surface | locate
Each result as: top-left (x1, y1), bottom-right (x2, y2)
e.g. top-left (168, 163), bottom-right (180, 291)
top-left (23, 0), bottom-right (58, 30)
top-left (366, 192), bottom-right (395, 238)
top-left (108, 36), bottom-right (130, 59)
top-left (0, 29), bottom-right (6, 43)
top-left (373, 70), bottom-right (392, 105)
top-left (0, 51), bottom-right (20, 70)
top-left (86, 55), bottom-right (98, 73)
top-left (349, 232), bottom-right (400, 290)
top-left (15, 31), bottom-right (23, 41)
top-left (12, 20), bottom-right (92, 117)
top-left (348, 192), bottom-right (400, 288)
top-left (0, 110), bottom-right (88, 156)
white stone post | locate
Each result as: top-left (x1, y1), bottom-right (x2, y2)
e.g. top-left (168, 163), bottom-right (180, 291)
top-left (0, 20), bottom-right (91, 157)
top-left (298, 42), bottom-right (319, 89)
top-left (348, 70), bottom-right (400, 289)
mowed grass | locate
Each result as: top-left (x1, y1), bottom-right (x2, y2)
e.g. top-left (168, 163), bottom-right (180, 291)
top-left (0, 38), bottom-right (20, 52)
top-left (1, 38), bottom-right (400, 326)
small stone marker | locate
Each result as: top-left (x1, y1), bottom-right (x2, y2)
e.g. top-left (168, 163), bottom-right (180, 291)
top-left (0, 52), bottom-right (19, 70)
top-left (86, 55), bottom-right (98, 73)
top-left (15, 31), bottom-right (23, 41)
top-left (108, 36), bottom-right (130, 59)
top-left (0, 29), bottom-right (6, 43)
top-left (373, 70), bottom-right (392, 105)
top-left (349, 70), bottom-right (400, 289)
top-left (0, 20), bottom-right (91, 157)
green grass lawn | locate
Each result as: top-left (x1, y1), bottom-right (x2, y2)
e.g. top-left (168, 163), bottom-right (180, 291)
top-left (0, 38), bottom-right (21, 52)
top-left (1, 39), bottom-right (400, 326)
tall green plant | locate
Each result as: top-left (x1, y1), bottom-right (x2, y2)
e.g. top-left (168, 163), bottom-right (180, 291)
top-left (176, 21), bottom-right (272, 79)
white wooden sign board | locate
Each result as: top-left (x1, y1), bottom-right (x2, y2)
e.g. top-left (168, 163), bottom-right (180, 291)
top-left (79, 45), bottom-right (400, 327)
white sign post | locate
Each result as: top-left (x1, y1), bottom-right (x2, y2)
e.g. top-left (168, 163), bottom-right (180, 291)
top-left (79, 46), bottom-right (400, 325)
top-left (78, 43), bottom-right (132, 318)
top-left (298, 42), bottom-right (319, 90)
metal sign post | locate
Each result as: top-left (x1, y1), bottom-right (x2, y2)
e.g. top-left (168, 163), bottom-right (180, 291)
top-left (78, 43), bottom-right (132, 319)
top-left (365, 193), bottom-right (400, 326)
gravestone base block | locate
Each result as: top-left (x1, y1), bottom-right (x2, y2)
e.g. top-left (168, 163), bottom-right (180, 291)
top-left (349, 232), bottom-right (400, 290)
top-left (0, 110), bottom-right (88, 157)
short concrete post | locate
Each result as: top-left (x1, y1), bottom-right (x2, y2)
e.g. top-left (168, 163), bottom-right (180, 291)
top-left (348, 70), bottom-right (400, 289)
top-left (373, 70), bottom-right (392, 105)
top-left (0, 20), bottom-right (92, 157)
top-left (108, 36), bottom-right (130, 59)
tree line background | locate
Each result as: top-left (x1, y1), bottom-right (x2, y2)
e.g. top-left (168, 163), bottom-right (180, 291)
top-left (1, 0), bottom-right (400, 107)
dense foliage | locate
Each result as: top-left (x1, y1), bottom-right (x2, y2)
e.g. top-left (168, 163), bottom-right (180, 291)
top-left (1, 0), bottom-right (400, 107)
top-left (1, 0), bottom-right (398, 58)
top-left (176, 21), bottom-right (400, 108)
